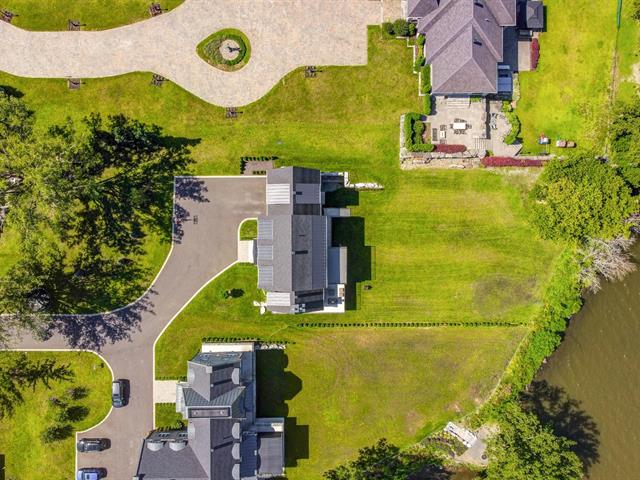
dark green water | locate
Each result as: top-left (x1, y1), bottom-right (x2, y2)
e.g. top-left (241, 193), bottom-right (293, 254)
top-left (537, 245), bottom-right (640, 479)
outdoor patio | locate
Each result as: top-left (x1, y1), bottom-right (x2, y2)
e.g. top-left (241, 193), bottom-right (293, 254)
top-left (425, 96), bottom-right (521, 156)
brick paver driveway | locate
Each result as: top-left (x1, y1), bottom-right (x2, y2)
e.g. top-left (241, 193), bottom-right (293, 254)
top-left (11, 176), bottom-right (266, 479)
top-left (0, 0), bottom-right (381, 106)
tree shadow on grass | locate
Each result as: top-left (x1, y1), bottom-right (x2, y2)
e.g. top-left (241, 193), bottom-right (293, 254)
top-left (42, 288), bottom-right (157, 350)
top-left (332, 215), bottom-right (372, 310)
top-left (0, 85), bottom-right (24, 98)
top-left (0, 453), bottom-right (4, 480)
top-left (256, 349), bottom-right (308, 467)
top-left (520, 380), bottom-right (600, 473)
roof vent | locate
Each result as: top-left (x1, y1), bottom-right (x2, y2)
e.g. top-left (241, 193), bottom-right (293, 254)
top-left (169, 440), bottom-right (188, 452)
top-left (146, 440), bottom-right (164, 452)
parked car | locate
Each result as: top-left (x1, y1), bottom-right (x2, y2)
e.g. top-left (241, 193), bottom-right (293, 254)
top-left (76, 468), bottom-right (106, 480)
top-left (111, 379), bottom-right (127, 408)
top-left (77, 438), bottom-right (110, 452)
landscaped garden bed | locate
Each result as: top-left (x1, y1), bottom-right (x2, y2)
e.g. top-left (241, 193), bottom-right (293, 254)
top-left (197, 28), bottom-right (251, 71)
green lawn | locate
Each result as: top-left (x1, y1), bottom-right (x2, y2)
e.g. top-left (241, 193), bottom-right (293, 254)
top-left (239, 219), bottom-right (257, 240)
top-left (2, 0), bottom-right (184, 30)
top-left (155, 263), bottom-right (525, 477)
top-left (517, 0), bottom-right (631, 152)
top-left (0, 352), bottom-right (112, 479)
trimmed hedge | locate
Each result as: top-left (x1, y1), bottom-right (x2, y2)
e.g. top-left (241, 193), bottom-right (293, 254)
top-left (417, 34), bottom-right (426, 46)
top-left (434, 144), bottom-right (467, 154)
top-left (423, 95), bottom-right (432, 115)
top-left (421, 64), bottom-right (431, 94)
top-left (404, 112), bottom-right (435, 152)
top-left (504, 111), bottom-right (521, 145)
top-left (414, 54), bottom-right (425, 70)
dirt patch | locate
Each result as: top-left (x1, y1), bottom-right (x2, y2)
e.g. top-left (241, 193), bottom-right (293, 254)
top-left (473, 275), bottom-right (536, 318)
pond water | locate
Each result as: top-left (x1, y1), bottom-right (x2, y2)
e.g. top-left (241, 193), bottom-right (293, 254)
top-left (536, 244), bottom-right (640, 479)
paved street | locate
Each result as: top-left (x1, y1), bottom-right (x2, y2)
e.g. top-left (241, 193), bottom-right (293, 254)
top-left (12, 176), bottom-right (266, 479)
top-left (0, 0), bottom-right (381, 106)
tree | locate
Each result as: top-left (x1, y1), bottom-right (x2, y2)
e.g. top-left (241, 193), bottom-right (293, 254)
top-left (0, 94), bottom-right (194, 341)
top-left (486, 402), bottom-right (584, 480)
top-left (530, 155), bottom-right (635, 241)
top-left (323, 439), bottom-right (448, 480)
top-left (610, 97), bottom-right (640, 190)
top-left (0, 353), bottom-right (73, 418)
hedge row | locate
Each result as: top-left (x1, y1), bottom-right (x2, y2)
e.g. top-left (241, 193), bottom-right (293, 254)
top-left (531, 38), bottom-right (540, 70)
top-left (434, 144), bottom-right (466, 154)
top-left (156, 375), bottom-right (187, 381)
top-left (383, 19), bottom-right (416, 37)
top-left (296, 321), bottom-right (521, 328)
top-left (404, 112), bottom-right (435, 152)
top-left (201, 336), bottom-right (295, 345)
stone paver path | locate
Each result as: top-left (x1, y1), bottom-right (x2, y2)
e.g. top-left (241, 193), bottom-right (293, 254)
top-left (0, 0), bottom-right (381, 106)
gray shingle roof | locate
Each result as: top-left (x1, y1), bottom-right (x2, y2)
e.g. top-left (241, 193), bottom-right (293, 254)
top-left (417, 0), bottom-right (516, 95)
top-left (407, 0), bottom-right (440, 17)
top-left (526, 0), bottom-right (544, 29)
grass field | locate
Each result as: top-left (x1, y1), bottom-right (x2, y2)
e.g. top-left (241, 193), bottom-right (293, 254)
top-left (155, 263), bottom-right (526, 477)
top-left (0, 352), bottom-right (112, 479)
top-left (2, 0), bottom-right (184, 30)
top-left (518, 0), bottom-right (639, 153)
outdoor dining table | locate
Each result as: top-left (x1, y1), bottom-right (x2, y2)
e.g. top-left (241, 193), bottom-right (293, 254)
top-left (453, 122), bottom-right (467, 130)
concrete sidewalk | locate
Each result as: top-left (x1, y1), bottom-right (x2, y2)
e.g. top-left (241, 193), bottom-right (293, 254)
top-left (0, 0), bottom-right (381, 106)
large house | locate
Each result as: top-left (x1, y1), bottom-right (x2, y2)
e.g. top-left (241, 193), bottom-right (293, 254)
top-left (134, 343), bottom-right (285, 480)
top-left (406, 0), bottom-right (544, 96)
top-left (255, 167), bottom-right (348, 314)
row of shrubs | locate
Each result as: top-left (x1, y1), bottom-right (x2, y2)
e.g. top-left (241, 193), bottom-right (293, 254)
top-left (502, 101), bottom-right (521, 145)
top-left (382, 19), bottom-right (416, 37)
top-left (531, 38), bottom-right (540, 70)
top-left (481, 157), bottom-right (544, 167)
top-left (434, 144), bottom-right (467, 154)
top-left (296, 321), bottom-right (522, 328)
top-left (404, 113), bottom-right (435, 152)
top-left (201, 336), bottom-right (296, 344)
top-left (240, 155), bottom-right (278, 173)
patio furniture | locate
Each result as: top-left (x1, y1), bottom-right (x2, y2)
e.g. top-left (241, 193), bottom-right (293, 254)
top-left (150, 74), bottom-right (165, 87)
top-left (453, 121), bottom-right (467, 131)
top-left (304, 66), bottom-right (317, 78)
top-left (439, 130), bottom-right (446, 139)
top-left (1, 10), bottom-right (15, 23)
top-left (67, 78), bottom-right (81, 90)
top-left (149, 3), bottom-right (162, 16)
top-left (68, 19), bottom-right (81, 31)
top-left (225, 107), bottom-right (238, 119)
top-left (432, 128), bottom-right (438, 142)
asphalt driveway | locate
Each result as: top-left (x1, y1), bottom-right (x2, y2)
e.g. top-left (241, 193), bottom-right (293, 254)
top-left (11, 176), bottom-right (266, 479)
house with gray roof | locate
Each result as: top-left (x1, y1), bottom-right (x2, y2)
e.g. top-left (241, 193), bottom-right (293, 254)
top-left (406, 0), bottom-right (518, 95)
top-left (255, 167), bottom-right (348, 314)
top-left (134, 342), bottom-right (285, 480)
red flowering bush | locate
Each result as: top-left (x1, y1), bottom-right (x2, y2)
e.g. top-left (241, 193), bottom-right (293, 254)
top-left (481, 157), bottom-right (544, 167)
top-left (531, 38), bottom-right (540, 70)
top-left (434, 144), bottom-right (466, 153)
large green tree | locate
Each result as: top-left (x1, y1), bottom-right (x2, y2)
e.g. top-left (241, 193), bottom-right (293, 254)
top-left (486, 402), bottom-right (583, 480)
top-left (0, 90), bottom-right (193, 341)
top-left (323, 439), bottom-right (449, 480)
top-left (0, 352), bottom-right (73, 419)
top-left (530, 155), bottom-right (635, 241)
top-left (610, 97), bottom-right (640, 190)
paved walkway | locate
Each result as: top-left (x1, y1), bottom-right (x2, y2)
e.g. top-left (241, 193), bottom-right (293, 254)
top-left (0, 0), bottom-right (381, 106)
top-left (11, 176), bottom-right (266, 479)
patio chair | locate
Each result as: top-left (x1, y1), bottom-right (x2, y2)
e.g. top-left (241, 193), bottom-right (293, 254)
top-left (150, 74), bottom-right (165, 87)
top-left (1, 10), bottom-right (15, 23)
top-left (68, 19), bottom-right (81, 31)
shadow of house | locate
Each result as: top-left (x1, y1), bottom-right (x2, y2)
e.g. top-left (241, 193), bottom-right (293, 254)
top-left (332, 216), bottom-right (372, 310)
top-left (520, 380), bottom-right (600, 473)
top-left (256, 350), bottom-right (308, 467)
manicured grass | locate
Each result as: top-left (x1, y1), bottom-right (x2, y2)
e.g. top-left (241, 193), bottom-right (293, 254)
top-left (239, 219), bottom-right (257, 240)
top-left (155, 402), bottom-right (184, 429)
top-left (197, 28), bottom-right (251, 71)
top-left (517, 0), bottom-right (621, 152)
top-left (1, 0), bottom-right (184, 30)
top-left (0, 351), bottom-right (111, 479)
top-left (154, 263), bottom-right (525, 477)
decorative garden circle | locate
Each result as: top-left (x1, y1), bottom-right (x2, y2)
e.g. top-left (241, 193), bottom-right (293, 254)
top-left (197, 28), bottom-right (251, 72)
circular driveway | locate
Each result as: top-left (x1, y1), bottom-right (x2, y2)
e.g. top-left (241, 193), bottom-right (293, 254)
top-left (0, 0), bottom-right (381, 106)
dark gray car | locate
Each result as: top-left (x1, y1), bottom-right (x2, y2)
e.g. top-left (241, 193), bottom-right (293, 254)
top-left (77, 438), bottom-right (110, 452)
top-left (111, 379), bottom-right (127, 408)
